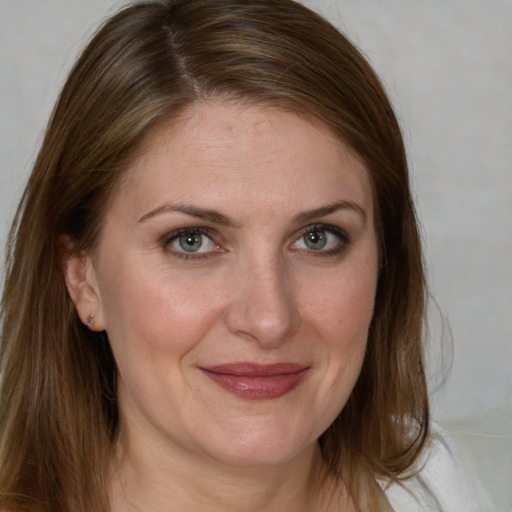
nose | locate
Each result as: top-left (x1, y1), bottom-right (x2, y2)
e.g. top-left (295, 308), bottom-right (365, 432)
top-left (225, 257), bottom-right (301, 348)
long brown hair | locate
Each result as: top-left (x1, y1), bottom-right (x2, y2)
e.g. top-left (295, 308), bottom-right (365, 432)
top-left (0, 1), bottom-right (428, 510)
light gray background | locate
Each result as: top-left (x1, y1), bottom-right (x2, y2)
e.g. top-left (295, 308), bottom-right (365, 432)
top-left (1, 0), bottom-right (511, 487)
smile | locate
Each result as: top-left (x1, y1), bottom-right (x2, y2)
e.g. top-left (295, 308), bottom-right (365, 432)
top-left (199, 363), bottom-right (310, 400)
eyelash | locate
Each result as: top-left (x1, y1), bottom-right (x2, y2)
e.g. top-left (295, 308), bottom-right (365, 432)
top-left (161, 224), bottom-right (351, 260)
top-left (292, 224), bottom-right (351, 257)
top-left (161, 227), bottom-right (220, 260)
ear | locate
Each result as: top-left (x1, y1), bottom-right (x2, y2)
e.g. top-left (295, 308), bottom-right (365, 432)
top-left (60, 236), bottom-right (106, 332)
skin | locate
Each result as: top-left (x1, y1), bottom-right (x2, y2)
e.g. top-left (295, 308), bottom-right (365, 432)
top-left (64, 101), bottom-right (379, 511)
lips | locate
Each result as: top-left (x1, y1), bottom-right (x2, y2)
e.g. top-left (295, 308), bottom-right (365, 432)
top-left (199, 363), bottom-right (310, 400)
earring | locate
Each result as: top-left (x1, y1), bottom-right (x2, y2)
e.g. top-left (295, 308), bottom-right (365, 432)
top-left (86, 314), bottom-right (95, 330)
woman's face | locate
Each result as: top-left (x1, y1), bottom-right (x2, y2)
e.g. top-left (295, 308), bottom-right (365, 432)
top-left (74, 101), bottom-right (378, 467)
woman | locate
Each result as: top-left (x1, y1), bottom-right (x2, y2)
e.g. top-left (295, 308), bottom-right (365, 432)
top-left (0, 0), bottom-right (476, 510)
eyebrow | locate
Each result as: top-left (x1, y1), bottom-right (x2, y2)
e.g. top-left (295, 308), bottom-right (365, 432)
top-left (291, 200), bottom-right (367, 225)
top-left (138, 204), bottom-right (239, 227)
top-left (138, 200), bottom-right (366, 226)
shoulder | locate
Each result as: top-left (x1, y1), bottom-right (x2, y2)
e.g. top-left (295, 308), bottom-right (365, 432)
top-left (382, 422), bottom-right (481, 512)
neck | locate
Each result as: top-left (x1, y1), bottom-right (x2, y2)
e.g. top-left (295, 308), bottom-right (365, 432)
top-left (109, 428), bottom-right (344, 512)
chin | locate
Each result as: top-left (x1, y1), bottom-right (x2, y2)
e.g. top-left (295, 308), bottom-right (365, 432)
top-left (197, 421), bottom-right (318, 468)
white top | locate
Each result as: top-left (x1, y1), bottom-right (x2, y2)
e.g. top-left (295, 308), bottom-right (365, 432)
top-left (382, 423), bottom-right (481, 512)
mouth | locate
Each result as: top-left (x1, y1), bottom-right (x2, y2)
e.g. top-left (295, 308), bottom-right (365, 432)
top-left (199, 363), bottom-right (310, 400)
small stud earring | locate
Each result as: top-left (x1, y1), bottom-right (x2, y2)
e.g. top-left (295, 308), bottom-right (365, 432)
top-left (86, 314), bottom-right (95, 330)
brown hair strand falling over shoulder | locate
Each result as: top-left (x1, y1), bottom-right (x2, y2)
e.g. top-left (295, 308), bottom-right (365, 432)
top-left (0, 1), bottom-right (428, 510)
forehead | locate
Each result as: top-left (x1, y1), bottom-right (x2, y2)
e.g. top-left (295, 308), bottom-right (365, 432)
top-left (112, 100), bottom-right (373, 222)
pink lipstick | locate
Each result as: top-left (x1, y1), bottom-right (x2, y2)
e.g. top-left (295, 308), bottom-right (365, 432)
top-left (199, 363), bottom-right (309, 400)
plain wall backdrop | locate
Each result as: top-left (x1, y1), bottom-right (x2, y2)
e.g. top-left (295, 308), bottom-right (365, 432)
top-left (1, 0), bottom-right (511, 423)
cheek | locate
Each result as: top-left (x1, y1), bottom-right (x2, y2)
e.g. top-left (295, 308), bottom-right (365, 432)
top-left (99, 259), bottom-right (223, 357)
top-left (302, 259), bottom-right (377, 388)
top-left (306, 263), bottom-right (377, 343)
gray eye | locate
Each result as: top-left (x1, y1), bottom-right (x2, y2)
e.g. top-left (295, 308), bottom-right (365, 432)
top-left (165, 226), bottom-right (221, 259)
top-left (291, 226), bottom-right (346, 254)
top-left (303, 230), bottom-right (327, 250)
top-left (178, 233), bottom-right (204, 252)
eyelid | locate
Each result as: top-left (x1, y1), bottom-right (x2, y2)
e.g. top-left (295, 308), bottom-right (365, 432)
top-left (160, 223), bottom-right (351, 261)
top-left (162, 226), bottom-right (223, 259)
top-left (290, 223), bottom-right (351, 254)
